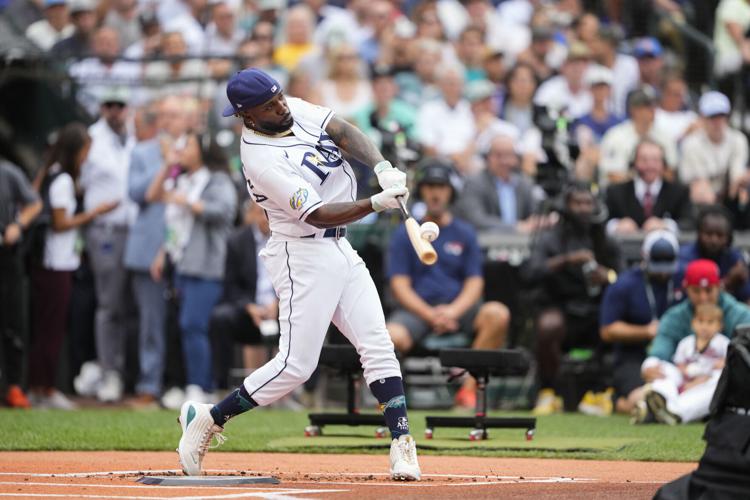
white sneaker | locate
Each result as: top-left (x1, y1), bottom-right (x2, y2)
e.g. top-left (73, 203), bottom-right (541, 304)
top-left (43, 390), bottom-right (77, 410)
top-left (96, 370), bottom-right (123, 403)
top-left (185, 385), bottom-right (212, 404)
top-left (161, 387), bottom-right (186, 410)
top-left (74, 361), bottom-right (102, 397)
top-left (177, 401), bottom-right (226, 476)
top-left (389, 434), bottom-right (421, 481)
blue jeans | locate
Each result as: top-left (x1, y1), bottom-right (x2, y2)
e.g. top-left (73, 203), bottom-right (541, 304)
top-left (176, 274), bottom-right (223, 392)
top-left (132, 272), bottom-right (167, 396)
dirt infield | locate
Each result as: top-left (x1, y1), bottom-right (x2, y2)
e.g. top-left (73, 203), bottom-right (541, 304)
top-left (0, 451), bottom-right (695, 499)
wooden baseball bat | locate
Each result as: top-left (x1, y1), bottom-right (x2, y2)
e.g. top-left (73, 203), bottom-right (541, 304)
top-left (397, 197), bottom-right (438, 266)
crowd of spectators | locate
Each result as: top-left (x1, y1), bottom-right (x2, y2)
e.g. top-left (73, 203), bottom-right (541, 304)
top-left (2, 0), bottom-right (750, 420)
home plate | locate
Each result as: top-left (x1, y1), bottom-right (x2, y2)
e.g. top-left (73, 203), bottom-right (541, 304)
top-left (137, 475), bottom-right (280, 486)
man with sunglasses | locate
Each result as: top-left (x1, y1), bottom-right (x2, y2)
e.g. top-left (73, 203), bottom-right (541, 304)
top-left (79, 86), bottom-right (136, 403)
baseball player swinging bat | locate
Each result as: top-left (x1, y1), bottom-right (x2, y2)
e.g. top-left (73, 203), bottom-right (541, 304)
top-left (176, 68), bottom-right (422, 482)
top-left (396, 197), bottom-right (438, 265)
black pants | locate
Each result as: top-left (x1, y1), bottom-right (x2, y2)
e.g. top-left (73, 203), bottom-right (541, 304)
top-left (209, 302), bottom-right (263, 390)
top-left (0, 246), bottom-right (26, 391)
top-left (28, 267), bottom-right (72, 389)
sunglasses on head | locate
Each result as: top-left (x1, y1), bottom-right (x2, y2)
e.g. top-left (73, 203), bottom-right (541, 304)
top-left (103, 101), bottom-right (126, 109)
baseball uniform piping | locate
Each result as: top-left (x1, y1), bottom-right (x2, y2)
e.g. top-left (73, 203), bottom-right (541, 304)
top-left (241, 138), bottom-right (309, 148)
top-left (293, 120), bottom-right (320, 139)
top-left (299, 200), bottom-right (323, 220)
top-left (320, 110), bottom-right (334, 129)
top-left (341, 163), bottom-right (356, 201)
top-left (249, 242), bottom-right (293, 398)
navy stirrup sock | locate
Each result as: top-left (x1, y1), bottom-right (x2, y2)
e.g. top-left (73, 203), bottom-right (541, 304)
top-left (210, 385), bottom-right (257, 426)
top-left (369, 376), bottom-right (410, 439)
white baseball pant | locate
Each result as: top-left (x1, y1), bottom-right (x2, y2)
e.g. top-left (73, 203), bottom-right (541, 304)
top-left (242, 237), bottom-right (402, 406)
top-left (651, 364), bottom-right (721, 423)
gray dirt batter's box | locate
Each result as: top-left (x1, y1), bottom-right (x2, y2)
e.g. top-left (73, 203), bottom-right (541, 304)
top-left (137, 475), bottom-right (280, 486)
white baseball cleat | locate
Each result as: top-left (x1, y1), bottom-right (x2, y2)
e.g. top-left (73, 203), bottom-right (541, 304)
top-left (176, 401), bottom-right (226, 476)
top-left (389, 434), bottom-right (421, 481)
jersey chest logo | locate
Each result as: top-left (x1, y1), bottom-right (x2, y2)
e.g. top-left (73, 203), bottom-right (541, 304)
top-left (443, 241), bottom-right (464, 256)
top-left (300, 134), bottom-right (343, 185)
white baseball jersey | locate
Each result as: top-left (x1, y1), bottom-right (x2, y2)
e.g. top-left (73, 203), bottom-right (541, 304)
top-left (673, 333), bottom-right (729, 380)
top-left (240, 97), bottom-right (357, 238)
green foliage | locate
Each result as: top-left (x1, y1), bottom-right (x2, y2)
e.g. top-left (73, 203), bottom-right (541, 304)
top-left (0, 409), bottom-right (705, 462)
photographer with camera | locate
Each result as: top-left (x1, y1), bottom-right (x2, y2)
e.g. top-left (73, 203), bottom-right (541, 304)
top-left (523, 182), bottom-right (622, 415)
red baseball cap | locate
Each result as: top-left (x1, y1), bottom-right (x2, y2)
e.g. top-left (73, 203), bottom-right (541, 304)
top-left (683, 259), bottom-right (720, 288)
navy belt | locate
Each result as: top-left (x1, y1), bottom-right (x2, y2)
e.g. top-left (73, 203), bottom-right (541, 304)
top-left (301, 227), bottom-right (346, 239)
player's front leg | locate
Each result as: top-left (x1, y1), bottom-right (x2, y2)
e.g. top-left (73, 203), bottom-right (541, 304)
top-left (331, 253), bottom-right (421, 481)
top-left (382, 382), bottom-right (421, 481)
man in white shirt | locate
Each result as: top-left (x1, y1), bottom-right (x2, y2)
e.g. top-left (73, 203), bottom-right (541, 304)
top-left (680, 91), bottom-right (750, 204)
top-left (416, 63), bottom-right (476, 174)
top-left (469, 79), bottom-right (520, 153)
top-left (599, 89), bottom-right (678, 187)
top-left (69, 26), bottom-right (142, 116)
top-left (143, 31), bottom-right (215, 103)
top-left (654, 74), bottom-right (699, 145)
top-left (203, 1), bottom-right (245, 78)
top-left (534, 41), bottom-right (593, 120)
top-left (203, 1), bottom-right (244, 57)
top-left (80, 87), bottom-right (137, 403)
top-left (25, 0), bottom-right (73, 50)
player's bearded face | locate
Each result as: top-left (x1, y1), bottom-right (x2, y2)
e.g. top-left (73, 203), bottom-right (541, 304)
top-left (256, 113), bottom-right (294, 132)
top-left (247, 95), bottom-right (294, 133)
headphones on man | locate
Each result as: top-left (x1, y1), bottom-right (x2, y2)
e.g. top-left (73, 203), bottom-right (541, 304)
top-left (552, 180), bottom-right (609, 225)
top-left (412, 157), bottom-right (459, 204)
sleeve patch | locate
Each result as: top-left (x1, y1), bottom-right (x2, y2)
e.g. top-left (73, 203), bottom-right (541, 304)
top-left (289, 187), bottom-right (309, 210)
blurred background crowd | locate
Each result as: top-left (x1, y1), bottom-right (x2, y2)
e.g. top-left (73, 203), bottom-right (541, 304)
top-left (1, 0), bottom-right (750, 422)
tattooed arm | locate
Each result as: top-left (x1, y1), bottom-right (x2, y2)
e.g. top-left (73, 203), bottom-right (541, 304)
top-left (325, 115), bottom-right (385, 168)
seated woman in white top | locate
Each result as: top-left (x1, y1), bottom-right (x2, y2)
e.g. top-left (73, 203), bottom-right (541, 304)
top-left (319, 44), bottom-right (374, 122)
top-left (28, 122), bottom-right (119, 409)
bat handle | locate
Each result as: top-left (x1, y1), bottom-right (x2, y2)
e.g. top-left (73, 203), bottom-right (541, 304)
top-left (396, 196), bottom-right (409, 219)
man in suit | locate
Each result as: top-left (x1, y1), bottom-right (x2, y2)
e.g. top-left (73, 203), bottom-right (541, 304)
top-left (605, 139), bottom-right (693, 236)
top-left (209, 199), bottom-right (278, 391)
top-left (456, 134), bottom-right (544, 233)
